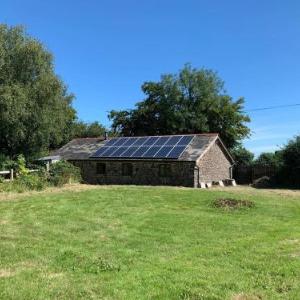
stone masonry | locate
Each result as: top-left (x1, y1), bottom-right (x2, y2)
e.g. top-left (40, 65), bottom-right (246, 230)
top-left (71, 160), bottom-right (197, 187)
top-left (196, 139), bottom-right (232, 183)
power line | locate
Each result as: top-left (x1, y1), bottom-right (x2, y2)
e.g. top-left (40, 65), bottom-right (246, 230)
top-left (246, 103), bottom-right (300, 112)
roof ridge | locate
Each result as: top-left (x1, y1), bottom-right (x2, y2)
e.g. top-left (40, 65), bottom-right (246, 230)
top-left (108, 133), bottom-right (219, 138)
top-left (72, 137), bottom-right (105, 140)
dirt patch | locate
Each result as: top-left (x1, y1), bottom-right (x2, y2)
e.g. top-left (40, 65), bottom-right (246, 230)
top-left (47, 272), bottom-right (64, 279)
top-left (232, 294), bottom-right (262, 300)
top-left (0, 269), bottom-right (15, 278)
top-left (282, 239), bottom-right (300, 245)
top-left (213, 198), bottom-right (255, 209)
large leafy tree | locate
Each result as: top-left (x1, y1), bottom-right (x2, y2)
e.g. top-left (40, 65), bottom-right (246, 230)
top-left (0, 24), bottom-right (76, 157)
top-left (255, 152), bottom-right (282, 168)
top-left (71, 121), bottom-right (106, 138)
top-left (278, 135), bottom-right (300, 187)
top-left (109, 64), bottom-right (250, 149)
top-left (231, 146), bottom-right (254, 166)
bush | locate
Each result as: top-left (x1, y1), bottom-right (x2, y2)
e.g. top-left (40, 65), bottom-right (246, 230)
top-left (0, 154), bottom-right (16, 170)
top-left (16, 154), bottom-right (30, 176)
top-left (0, 173), bottom-right (48, 193)
top-left (17, 173), bottom-right (48, 191)
top-left (49, 161), bottom-right (81, 187)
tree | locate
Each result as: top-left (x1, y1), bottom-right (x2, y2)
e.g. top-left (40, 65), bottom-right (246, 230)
top-left (0, 24), bottom-right (76, 158)
top-left (71, 121), bottom-right (106, 138)
top-left (109, 64), bottom-right (250, 149)
top-left (278, 135), bottom-right (300, 187)
top-left (255, 152), bottom-right (281, 167)
top-left (231, 146), bottom-right (254, 166)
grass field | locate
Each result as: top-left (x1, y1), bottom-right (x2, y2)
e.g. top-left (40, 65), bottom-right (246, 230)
top-left (0, 185), bottom-right (300, 299)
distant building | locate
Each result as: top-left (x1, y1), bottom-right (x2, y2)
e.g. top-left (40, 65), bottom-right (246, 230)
top-left (42, 134), bottom-right (234, 188)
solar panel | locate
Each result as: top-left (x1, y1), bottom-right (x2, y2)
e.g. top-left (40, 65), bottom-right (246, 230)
top-left (143, 146), bottom-right (160, 158)
top-left (91, 135), bottom-right (194, 159)
top-left (144, 136), bottom-right (159, 146)
top-left (165, 136), bottom-right (182, 146)
top-left (167, 146), bottom-right (187, 158)
top-left (155, 146), bottom-right (174, 158)
top-left (132, 146), bottom-right (148, 157)
top-left (178, 135), bottom-right (193, 145)
top-left (133, 137), bottom-right (148, 146)
top-left (153, 136), bottom-right (169, 146)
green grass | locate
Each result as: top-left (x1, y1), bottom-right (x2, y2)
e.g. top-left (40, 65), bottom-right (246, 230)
top-left (0, 186), bottom-right (300, 299)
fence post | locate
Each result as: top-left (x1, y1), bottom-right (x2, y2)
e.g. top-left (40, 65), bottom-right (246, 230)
top-left (10, 169), bottom-right (14, 181)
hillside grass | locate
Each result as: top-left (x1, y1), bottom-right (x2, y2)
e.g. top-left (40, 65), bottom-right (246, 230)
top-left (0, 185), bottom-right (300, 299)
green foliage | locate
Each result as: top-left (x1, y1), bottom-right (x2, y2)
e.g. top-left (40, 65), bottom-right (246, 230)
top-left (16, 173), bottom-right (47, 191)
top-left (109, 64), bottom-right (250, 149)
top-left (49, 160), bottom-right (81, 186)
top-left (0, 154), bottom-right (16, 170)
top-left (0, 156), bottom-right (81, 193)
top-left (231, 146), bottom-right (254, 166)
top-left (16, 154), bottom-right (29, 176)
top-left (0, 24), bottom-right (76, 157)
top-left (255, 152), bottom-right (282, 168)
top-left (0, 173), bottom-right (47, 193)
top-left (71, 121), bottom-right (106, 138)
top-left (278, 135), bottom-right (300, 187)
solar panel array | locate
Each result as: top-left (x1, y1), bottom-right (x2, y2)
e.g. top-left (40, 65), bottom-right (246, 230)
top-left (91, 135), bottom-right (194, 159)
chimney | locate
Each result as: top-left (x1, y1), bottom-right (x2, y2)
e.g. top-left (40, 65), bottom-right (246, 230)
top-left (104, 131), bottom-right (108, 140)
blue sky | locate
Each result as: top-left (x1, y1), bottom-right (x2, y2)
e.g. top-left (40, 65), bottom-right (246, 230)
top-left (1, 0), bottom-right (299, 155)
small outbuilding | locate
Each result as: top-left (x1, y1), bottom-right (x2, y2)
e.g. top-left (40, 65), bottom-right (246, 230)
top-left (49, 134), bottom-right (234, 188)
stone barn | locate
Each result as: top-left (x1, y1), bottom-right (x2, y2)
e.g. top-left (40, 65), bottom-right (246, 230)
top-left (48, 134), bottom-right (234, 188)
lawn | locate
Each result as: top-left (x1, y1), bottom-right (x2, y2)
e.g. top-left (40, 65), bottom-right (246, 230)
top-left (0, 185), bottom-right (300, 299)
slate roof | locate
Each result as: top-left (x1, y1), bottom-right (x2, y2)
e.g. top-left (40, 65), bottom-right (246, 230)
top-left (90, 133), bottom-right (233, 163)
top-left (46, 134), bottom-right (234, 163)
top-left (179, 134), bottom-right (219, 161)
top-left (50, 138), bottom-right (106, 160)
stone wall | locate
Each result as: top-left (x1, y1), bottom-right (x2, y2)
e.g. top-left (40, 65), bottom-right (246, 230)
top-left (70, 160), bottom-right (197, 187)
top-left (197, 140), bottom-right (232, 182)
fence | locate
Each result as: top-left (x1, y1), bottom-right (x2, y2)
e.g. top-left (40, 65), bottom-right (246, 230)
top-left (234, 164), bottom-right (277, 184)
top-left (0, 169), bottom-right (39, 181)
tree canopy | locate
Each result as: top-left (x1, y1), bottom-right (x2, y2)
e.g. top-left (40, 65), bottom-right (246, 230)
top-left (0, 24), bottom-right (76, 157)
top-left (278, 135), bottom-right (300, 187)
top-left (255, 152), bottom-right (282, 167)
top-left (109, 64), bottom-right (250, 149)
top-left (71, 121), bottom-right (106, 138)
top-left (231, 146), bottom-right (254, 166)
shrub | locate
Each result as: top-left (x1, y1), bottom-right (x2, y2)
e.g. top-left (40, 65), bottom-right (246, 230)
top-left (49, 161), bottom-right (81, 187)
top-left (16, 154), bottom-right (29, 176)
top-left (17, 173), bottom-right (48, 191)
top-left (0, 154), bottom-right (16, 171)
top-left (0, 173), bottom-right (48, 193)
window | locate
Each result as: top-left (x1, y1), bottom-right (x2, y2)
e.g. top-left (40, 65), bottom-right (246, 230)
top-left (96, 163), bottom-right (106, 175)
top-left (122, 163), bottom-right (133, 176)
top-left (159, 164), bottom-right (172, 177)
